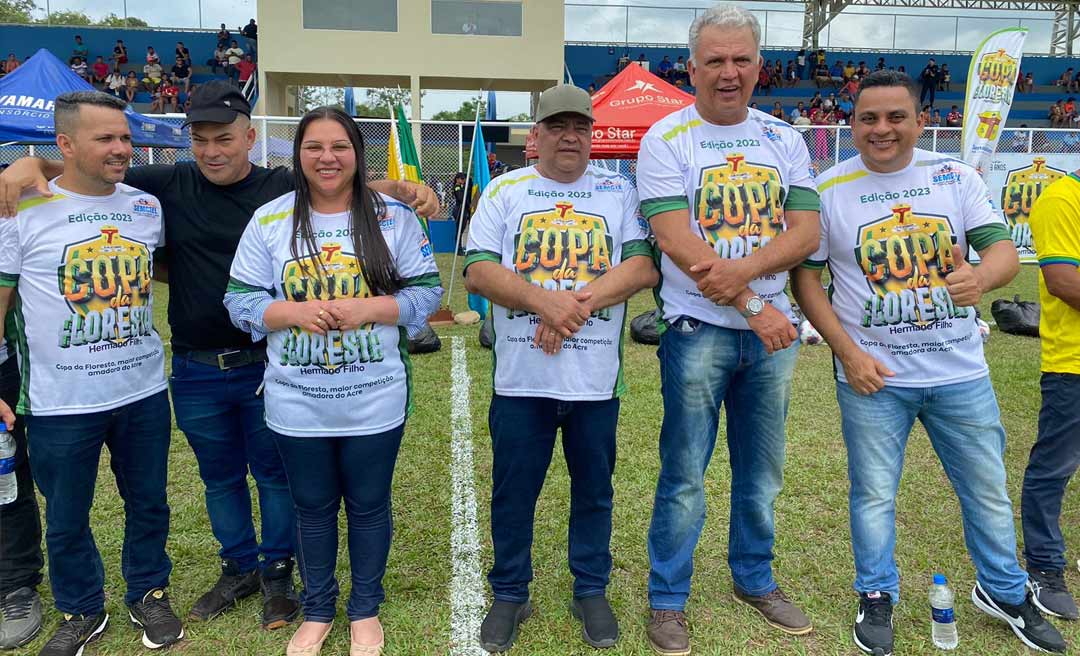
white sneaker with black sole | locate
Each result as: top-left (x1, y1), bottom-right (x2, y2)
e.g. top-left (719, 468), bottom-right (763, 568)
top-left (853, 591), bottom-right (893, 656)
top-left (971, 581), bottom-right (1067, 653)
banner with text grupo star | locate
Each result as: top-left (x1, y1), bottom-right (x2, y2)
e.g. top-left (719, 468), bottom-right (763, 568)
top-left (986, 153), bottom-right (1073, 263)
top-left (961, 27), bottom-right (1027, 178)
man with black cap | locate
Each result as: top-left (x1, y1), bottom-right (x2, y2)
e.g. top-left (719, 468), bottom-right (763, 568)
top-left (464, 84), bottom-right (658, 652)
top-left (0, 80), bottom-right (440, 631)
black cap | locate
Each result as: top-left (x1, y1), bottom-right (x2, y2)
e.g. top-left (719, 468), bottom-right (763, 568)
top-left (182, 80), bottom-right (250, 127)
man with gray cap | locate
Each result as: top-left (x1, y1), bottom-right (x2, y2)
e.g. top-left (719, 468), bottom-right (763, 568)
top-left (0, 80), bottom-right (440, 632)
top-left (464, 84), bottom-right (657, 652)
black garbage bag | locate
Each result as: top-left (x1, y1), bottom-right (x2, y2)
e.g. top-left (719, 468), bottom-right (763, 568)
top-left (630, 309), bottom-right (661, 345)
top-left (479, 314), bottom-right (494, 349)
top-left (990, 295), bottom-right (1040, 337)
top-left (407, 324), bottom-right (442, 354)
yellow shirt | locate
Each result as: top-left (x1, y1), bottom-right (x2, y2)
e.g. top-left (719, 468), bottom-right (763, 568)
top-left (1029, 173), bottom-right (1080, 374)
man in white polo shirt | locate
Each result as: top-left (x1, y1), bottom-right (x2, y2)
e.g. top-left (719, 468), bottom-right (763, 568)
top-left (464, 84), bottom-right (657, 652)
top-left (0, 91), bottom-right (182, 656)
top-left (792, 69), bottom-right (1067, 656)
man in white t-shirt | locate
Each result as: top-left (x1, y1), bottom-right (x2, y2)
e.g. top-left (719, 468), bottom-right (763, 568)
top-left (635, 6), bottom-right (821, 653)
top-left (791, 70), bottom-right (1067, 656)
top-left (0, 91), bottom-right (184, 654)
top-left (224, 40), bottom-right (244, 85)
top-left (464, 84), bottom-right (657, 653)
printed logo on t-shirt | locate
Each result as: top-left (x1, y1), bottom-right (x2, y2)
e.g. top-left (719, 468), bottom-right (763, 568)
top-left (594, 177), bottom-right (625, 193)
top-left (131, 197), bottom-right (160, 218)
top-left (511, 202), bottom-right (614, 320)
top-left (855, 204), bottom-right (970, 329)
top-left (1001, 157), bottom-right (1066, 250)
top-left (278, 243), bottom-right (384, 372)
top-left (59, 225), bottom-right (154, 348)
top-left (931, 163), bottom-right (962, 186)
top-left (694, 153), bottom-right (785, 260)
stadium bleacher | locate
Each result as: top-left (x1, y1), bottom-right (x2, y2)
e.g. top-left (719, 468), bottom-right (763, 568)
top-left (0, 24), bottom-right (240, 112)
top-left (566, 44), bottom-right (1080, 126)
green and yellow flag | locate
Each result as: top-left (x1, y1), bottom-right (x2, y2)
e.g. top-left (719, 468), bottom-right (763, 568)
top-left (388, 103), bottom-right (422, 184)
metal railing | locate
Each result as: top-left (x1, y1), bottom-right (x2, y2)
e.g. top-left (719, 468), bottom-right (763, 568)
top-left (565, 2), bottom-right (1068, 54)
top-left (16, 0), bottom-right (255, 31)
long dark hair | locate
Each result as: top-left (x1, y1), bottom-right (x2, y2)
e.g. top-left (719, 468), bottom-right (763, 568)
top-left (290, 106), bottom-right (402, 297)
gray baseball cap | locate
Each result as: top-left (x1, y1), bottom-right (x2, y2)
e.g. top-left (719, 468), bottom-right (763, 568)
top-left (535, 84), bottom-right (594, 123)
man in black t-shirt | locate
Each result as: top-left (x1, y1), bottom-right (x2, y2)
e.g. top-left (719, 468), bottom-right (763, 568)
top-left (171, 57), bottom-right (191, 94)
top-left (0, 81), bottom-right (439, 632)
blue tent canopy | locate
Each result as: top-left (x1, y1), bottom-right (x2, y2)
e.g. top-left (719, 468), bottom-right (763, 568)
top-left (0, 48), bottom-right (188, 147)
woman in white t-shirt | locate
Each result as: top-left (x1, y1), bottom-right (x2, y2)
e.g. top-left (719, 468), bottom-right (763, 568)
top-left (225, 107), bottom-right (441, 656)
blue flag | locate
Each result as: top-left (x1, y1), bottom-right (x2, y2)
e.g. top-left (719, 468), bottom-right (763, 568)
top-left (468, 116), bottom-right (492, 319)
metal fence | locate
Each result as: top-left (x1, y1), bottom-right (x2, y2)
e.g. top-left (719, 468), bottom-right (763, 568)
top-left (5, 118), bottom-right (1080, 220)
top-left (565, 3), bottom-right (1066, 54)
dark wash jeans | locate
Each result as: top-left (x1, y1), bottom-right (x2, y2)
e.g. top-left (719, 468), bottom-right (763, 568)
top-left (487, 394), bottom-right (619, 602)
top-left (26, 390), bottom-right (172, 615)
top-left (1023, 372), bottom-right (1080, 572)
top-left (0, 356), bottom-right (43, 595)
top-left (170, 354), bottom-right (294, 572)
top-left (272, 424), bottom-right (404, 622)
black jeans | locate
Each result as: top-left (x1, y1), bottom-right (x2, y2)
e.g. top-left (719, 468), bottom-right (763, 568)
top-left (1022, 372), bottom-right (1080, 571)
top-left (0, 357), bottom-right (43, 595)
top-left (920, 82), bottom-right (936, 107)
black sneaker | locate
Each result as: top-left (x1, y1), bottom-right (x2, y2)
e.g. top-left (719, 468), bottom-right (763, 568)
top-left (853, 591), bottom-right (893, 656)
top-left (37, 612), bottom-right (108, 656)
top-left (479, 599), bottom-right (532, 653)
top-left (1028, 569), bottom-right (1080, 621)
top-left (128, 588), bottom-right (184, 649)
top-left (570, 595), bottom-right (618, 648)
top-left (972, 581), bottom-right (1067, 653)
top-left (189, 559), bottom-right (260, 621)
top-left (260, 558), bottom-right (300, 630)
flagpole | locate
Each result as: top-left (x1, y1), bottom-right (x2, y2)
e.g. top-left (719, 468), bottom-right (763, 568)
top-left (445, 89), bottom-right (485, 310)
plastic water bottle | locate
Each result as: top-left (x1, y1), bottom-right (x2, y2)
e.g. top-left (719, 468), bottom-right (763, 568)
top-left (0, 424), bottom-right (16, 505)
top-left (930, 573), bottom-right (959, 650)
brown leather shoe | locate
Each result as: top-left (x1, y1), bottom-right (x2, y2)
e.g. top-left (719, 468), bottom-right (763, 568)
top-left (646, 609), bottom-right (691, 656)
top-left (733, 585), bottom-right (813, 635)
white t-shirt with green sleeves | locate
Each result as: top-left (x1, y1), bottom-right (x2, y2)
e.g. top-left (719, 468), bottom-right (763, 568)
top-left (805, 149), bottom-right (1012, 387)
top-left (464, 165), bottom-right (651, 401)
top-left (0, 179), bottom-right (167, 415)
top-left (228, 192), bottom-right (440, 437)
top-left (636, 105), bottom-right (820, 331)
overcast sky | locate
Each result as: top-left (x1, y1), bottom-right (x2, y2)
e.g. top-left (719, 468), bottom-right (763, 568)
top-left (38, 0), bottom-right (1064, 118)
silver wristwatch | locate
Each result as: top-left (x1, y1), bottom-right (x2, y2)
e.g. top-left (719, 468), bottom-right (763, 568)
top-left (739, 294), bottom-right (766, 318)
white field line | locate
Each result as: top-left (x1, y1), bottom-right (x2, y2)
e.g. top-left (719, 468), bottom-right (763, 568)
top-left (449, 336), bottom-right (487, 656)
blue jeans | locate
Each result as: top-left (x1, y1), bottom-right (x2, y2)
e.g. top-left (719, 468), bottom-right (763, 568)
top-left (1022, 372), bottom-right (1080, 572)
top-left (272, 425), bottom-right (404, 622)
top-left (838, 376), bottom-right (1027, 605)
top-left (0, 357), bottom-right (43, 595)
top-left (170, 355), bottom-right (294, 573)
top-left (487, 395), bottom-right (619, 603)
top-left (648, 319), bottom-right (799, 610)
top-left (26, 390), bottom-right (172, 615)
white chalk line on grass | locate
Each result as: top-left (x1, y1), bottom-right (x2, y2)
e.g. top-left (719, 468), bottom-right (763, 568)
top-left (449, 336), bottom-right (487, 656)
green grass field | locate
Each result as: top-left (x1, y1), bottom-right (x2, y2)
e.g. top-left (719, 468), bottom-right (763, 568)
top-left (7, 258), bottom-right (1076, 656)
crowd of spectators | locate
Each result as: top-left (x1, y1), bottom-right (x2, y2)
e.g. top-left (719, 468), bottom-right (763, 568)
top-left (0, 22), bottom-right (258, 115)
